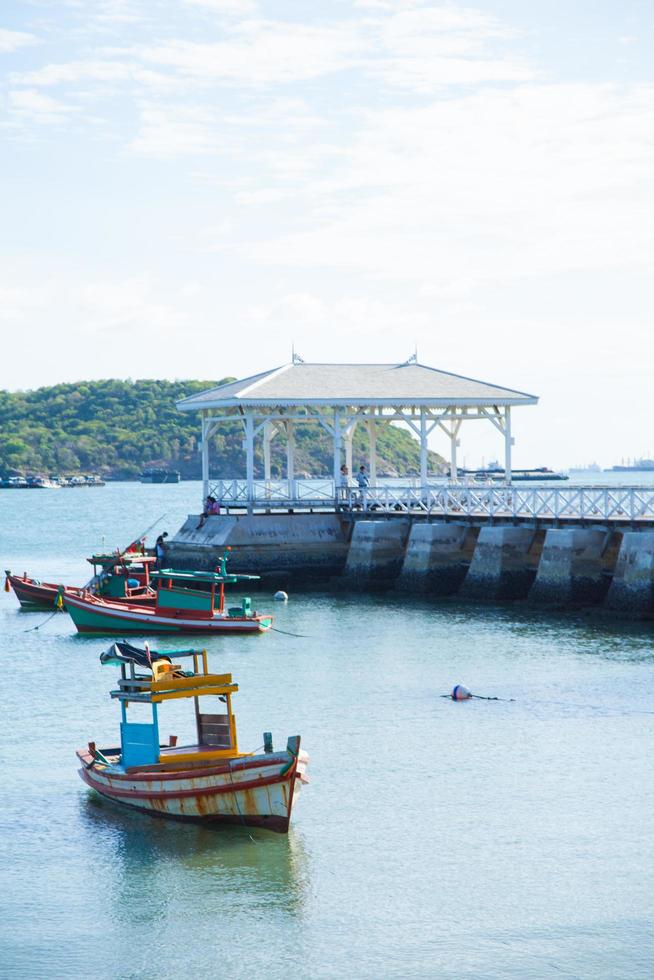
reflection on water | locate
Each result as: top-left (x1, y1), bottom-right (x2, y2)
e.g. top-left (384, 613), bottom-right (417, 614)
top-left (79, 791), bottom-right (309, 922)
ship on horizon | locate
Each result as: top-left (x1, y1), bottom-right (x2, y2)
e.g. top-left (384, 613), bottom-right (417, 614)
top-left (605, 457), bottom-right (654, 472)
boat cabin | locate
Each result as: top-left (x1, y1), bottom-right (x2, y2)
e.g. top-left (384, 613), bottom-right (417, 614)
top-left (87, 551), bottom-right (156, 599)
top-left (152, 567), bottom-right (259, 618)
top-left (108, 648), bottom-right (244, 770)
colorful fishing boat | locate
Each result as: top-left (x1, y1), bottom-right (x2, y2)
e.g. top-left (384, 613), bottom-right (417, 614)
top-left (64, 566), bottom-right (273, 634)
top-left (77, 642), bottom-right (308, 832)
top-left (4, 550), bottom-right (156, 610)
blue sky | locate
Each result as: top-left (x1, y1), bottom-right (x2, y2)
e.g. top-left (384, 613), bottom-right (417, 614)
top-left (2, 1), bottom-right (653, 467)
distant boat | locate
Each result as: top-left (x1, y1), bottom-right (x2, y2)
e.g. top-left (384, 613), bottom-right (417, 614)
top-left (606, 458), bottom-right (654, 472)
top-left (0, 475), bottom-right (59, 488)
top-left (0, 474), bottom-right (104, 488)
top-left (77, 643), bottom-right (308, 832)
top-left (569, 463), bottom-right (601, 473)
top-left (452, 466), bottom-right (568, 482)
top-left (140, 469), bottom-right (181, 484)
top-left (63, 475), bottom-right (105, 487)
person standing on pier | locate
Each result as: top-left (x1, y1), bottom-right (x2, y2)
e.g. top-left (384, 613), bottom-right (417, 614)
top-left (356, 464), bottom-right (370, 509)
top-left (339, 463), bottom-right (350, 502)
top-left (154, 531), bottom-right (168, 569)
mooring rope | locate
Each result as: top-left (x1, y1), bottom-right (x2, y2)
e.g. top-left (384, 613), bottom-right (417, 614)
top-left (227, 761), bottom-right (257, 844)
top-left (270, 625), bottom-right (310, 638)
top-left (23, 607), bottom-right (62, 633)
top-left (439, 693), bottom-right (516, 702)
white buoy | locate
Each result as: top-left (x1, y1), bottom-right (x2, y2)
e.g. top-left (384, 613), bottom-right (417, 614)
top-left (274, 590), bottom-right (289, 601)
top-left (452, 684), bottom-right (472, 701)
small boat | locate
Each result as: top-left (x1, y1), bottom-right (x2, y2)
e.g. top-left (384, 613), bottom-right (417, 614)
top-left (64, 566), bottom-right (273, 634)
top-left (77, 642), bottom-right (308, 832)
top-left (140, 468), bottom-right (181, 484)
top-left (4, 550), bottom-right (156, 610)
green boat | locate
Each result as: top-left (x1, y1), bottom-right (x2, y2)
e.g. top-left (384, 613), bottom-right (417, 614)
top-left (63, 565), bottom-right (273, 635)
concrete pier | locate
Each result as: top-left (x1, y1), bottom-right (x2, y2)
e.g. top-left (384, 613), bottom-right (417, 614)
top-left (529, 528), bottom-right (621, 606)
top-left (605, 531), bottom-right (654, 614)
top-left (342, 519), bottom-right (410, 588)
top-left (397, 522), bottom-right (479, 595)
top-left (170, 513), bottom-right (351, 582)
top-left (460, 526), bottom-right (545, 600)
top-left (167, 510), bottom-right (654, 613)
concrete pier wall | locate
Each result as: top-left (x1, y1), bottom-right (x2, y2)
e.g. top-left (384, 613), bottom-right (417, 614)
top-left (605, 531), bottom-right (654, 613)
top-left (170, 513), bottom-right (351, 582)
top-left (167, 511), bottom-right (654, 613)
top-left (529, 529), bottom-right (621, 606)
top-left (460, 526), bottom-right (545, 600)
top-left (397, 523), bottom-right (479, 595)
top-left (343, 519), bottom-right (410, 587)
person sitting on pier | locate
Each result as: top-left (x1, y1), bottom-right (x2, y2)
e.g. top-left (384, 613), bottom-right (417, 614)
top-left (196, 495), bottom-right (220, 529)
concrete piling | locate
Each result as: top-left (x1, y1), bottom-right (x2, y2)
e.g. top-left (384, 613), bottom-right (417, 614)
top-left (529, 528), bottom-right (621, 605)
top-left (397, 522), bottom-right (479, 595)
top-left (604, 531), bottom-right (654, 614)
top-left (460, 525), bottom-right (545, 600)
top-left (342, 519), bottom-right (410, 588)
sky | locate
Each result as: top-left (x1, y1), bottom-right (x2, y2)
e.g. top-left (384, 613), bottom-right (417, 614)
top-left (1, 0), bottom-right (653, 468)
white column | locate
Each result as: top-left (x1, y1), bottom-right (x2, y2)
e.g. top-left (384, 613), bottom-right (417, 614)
top-left (286, 420), bottom-right (295, 499)
top-left (504, 406), bottom-right (512, 485)
top-left (368, 416), bottom-right (377, 485)
top-left (263, 421), bottom-right (272, 482)
top-left (245, 412), bottom-right (255, 507)
top-left (419, 408), bottom-right (428, 495)
top-left (450, 421), bottom-right (459, 482)
top-left (201, 415), bottom-right (210, 502)
top-left (333, 408), bottom-right (342, 499)
top-left (345, 425), bottom-right (354, 480)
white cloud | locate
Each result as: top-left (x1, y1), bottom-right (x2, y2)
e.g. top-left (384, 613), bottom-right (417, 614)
top-left (0, 27), bottom-right (38, 53)
top-left (9, 88), bottom-right (78, 122)
top-left (128, 104), bottom-right (222, 156)
top-left (135, 21), bottom-right (366, 85)
top-left (237, 83), bottom-right (654, 290)
top-left (12, 59), bottom-right (134, 87)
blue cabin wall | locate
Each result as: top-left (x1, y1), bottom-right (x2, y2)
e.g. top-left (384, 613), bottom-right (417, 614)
top-left (120, 704), bottom-right (159, 768)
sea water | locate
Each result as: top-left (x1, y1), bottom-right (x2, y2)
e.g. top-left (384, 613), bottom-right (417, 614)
top-left (1, 481), bottom-right (654, 979)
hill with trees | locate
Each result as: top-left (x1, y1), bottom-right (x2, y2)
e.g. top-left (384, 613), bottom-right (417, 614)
top-left (0, 379), bottom-right (445, 480)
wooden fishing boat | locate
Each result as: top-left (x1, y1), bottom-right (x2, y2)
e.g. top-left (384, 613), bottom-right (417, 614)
top-left (4, 550), bottom-right (156, 610)
top-left (64, 567), bottom-right (273, 634)
top-left (77, 642), bottom-right (308, 832)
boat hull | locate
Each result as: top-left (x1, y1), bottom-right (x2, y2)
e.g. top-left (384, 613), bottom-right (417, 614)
top-left (5, 574), bottom-right (154, 610)
top-left (77, 742), bottom-right (308, 833)
top-left (64, 592), bottom-right (273, 634)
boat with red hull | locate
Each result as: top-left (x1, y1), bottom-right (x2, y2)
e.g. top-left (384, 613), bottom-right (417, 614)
top-left (64, 567), bottom-right (272, 635)
top-left (4, 550), bottom-right (156, 610)
top-left (77, 643), bottom-right (308, 832)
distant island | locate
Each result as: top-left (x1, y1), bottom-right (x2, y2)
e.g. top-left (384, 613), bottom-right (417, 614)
top-left (0, 379), bottom-right (445, 481)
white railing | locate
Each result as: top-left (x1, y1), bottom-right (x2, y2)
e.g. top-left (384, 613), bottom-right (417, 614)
top-left (209, 479), bottom-right (335, 503)
top-left (206, 481), bottom-right (654, 522)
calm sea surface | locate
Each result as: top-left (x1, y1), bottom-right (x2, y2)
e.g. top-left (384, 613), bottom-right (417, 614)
top-left (1, 478), bottom-right (654, 979)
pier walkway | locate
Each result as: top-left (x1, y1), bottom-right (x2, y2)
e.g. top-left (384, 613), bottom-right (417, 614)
top-left (207, 480), bottom-right (654, 525)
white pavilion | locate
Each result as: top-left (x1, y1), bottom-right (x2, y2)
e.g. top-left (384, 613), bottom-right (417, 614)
top-left (176, 355), bottom-right (538, 507)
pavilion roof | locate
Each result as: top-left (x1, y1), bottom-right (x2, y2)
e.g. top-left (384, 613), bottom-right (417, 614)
top-left (176, 361), bottom-right (538, 411)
